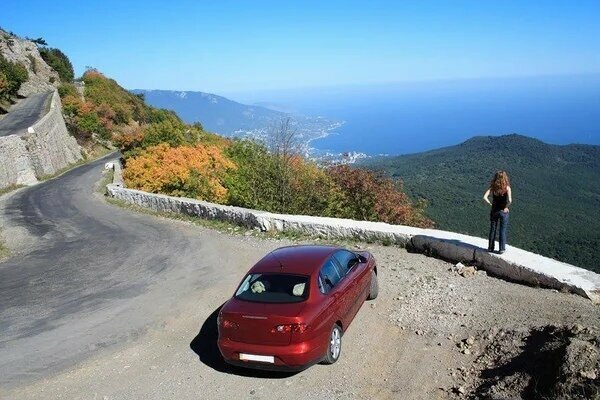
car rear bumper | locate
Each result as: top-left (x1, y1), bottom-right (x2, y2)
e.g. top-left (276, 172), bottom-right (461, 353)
top-left (218, 336), bottom-right (326, 371)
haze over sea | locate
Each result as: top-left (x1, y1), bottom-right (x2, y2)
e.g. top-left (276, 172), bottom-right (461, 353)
top-left (227, 74), bottom-right (600, 156)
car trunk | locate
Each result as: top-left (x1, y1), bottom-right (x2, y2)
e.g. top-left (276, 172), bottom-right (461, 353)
top-left (221, 299), bottom-right (306, 346)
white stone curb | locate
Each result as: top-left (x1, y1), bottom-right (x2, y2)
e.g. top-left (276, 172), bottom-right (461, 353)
top-left (105, 176), bottom-right (600, 304)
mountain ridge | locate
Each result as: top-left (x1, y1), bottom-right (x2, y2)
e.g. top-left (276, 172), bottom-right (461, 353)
top-left (132, 89), bottom-right (342, 147)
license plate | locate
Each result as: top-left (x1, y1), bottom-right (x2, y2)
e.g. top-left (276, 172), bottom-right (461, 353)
top-left (239, 353), bottom-right (275, 363)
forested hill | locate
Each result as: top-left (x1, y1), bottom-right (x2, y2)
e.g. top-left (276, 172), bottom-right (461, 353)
top-left (363, 134), bottom-right (600, 272)
top-left (131, 89), bottom-right (284, 133)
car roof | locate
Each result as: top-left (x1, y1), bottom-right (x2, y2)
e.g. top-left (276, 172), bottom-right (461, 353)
top-left (249, 245), bottom-right (346, 275)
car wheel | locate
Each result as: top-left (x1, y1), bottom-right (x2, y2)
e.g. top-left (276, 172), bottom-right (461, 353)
top-left (322, 324), bottom-right (342, 364)
top-left (367, 270), bottom-right (379, 300)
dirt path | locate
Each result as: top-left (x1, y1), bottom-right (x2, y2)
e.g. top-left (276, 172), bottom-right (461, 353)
top-left (3, 229), bottom-right (598, 399)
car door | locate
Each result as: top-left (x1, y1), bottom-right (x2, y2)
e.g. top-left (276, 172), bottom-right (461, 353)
top-left (316, 257), bottom-right (354, 329)
top-left (333, 250), bottom-right (359, 305)
top-left (330, 257), bottom-right (356, 328)
top-left (333, 250), bottom-right (367, 322)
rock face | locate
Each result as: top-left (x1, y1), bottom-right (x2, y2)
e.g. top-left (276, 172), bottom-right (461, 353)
top-left (0, 91), bottom-right (83, 188)
top-left (0, 29), bottom-right (60, 97)
top-left (105, 178), bottom-right (600, 303)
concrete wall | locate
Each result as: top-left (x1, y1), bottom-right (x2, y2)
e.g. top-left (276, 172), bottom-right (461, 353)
top-left (0, 91), bottom-right (83, 189)
top-left (106, 177), bottom-right (600, 303)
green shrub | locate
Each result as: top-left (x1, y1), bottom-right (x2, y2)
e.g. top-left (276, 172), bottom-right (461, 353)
top-left (225, 140), bottom-right (278, 210)
top-left (77, 112), bottom-right (107, 139)
top-left (0, 71), bottom-right (8, 96)
top-left (58, 83), bottom-right (77, 98)
top-left (141, 119), bottom-right (188, 148)
top-left (39, 47), bottom-right (74, 82)
top-left (26, 54), bottom-right (37, 74)
top-left (145, 108), bottom-right (181, 124)
top-left (0, 54), bottom-right (28, 100)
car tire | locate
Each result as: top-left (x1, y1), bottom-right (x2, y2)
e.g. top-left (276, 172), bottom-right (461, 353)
top-left (322, 324), bottom-right (342, 365)
top-left (367, 270), bottom-right (378, 300)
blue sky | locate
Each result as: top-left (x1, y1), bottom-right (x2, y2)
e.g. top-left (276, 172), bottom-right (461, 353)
top-left (2, 0), bottom-right (600, 93)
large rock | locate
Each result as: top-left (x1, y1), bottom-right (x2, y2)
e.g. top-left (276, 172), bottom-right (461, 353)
top-left (410, 235), bottom-right (477, 263)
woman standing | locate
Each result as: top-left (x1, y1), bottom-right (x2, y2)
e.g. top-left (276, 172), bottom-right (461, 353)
top-left (483, 171), bottom-right (512, 254)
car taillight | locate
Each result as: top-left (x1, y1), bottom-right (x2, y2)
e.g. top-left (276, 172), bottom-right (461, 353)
top-left (271, 323), bottom-right (308, 334)
top-left (221, 319), bottom-right (239, 329)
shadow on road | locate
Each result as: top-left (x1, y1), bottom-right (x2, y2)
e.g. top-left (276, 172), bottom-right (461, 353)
top-left (189, 304), bottom-right (298, 379)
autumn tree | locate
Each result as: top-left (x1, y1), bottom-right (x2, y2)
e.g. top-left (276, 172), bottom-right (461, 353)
top-left (123, 143), bottom-right (235, 202)
top-left (327, 165), bottom-right (433, 228)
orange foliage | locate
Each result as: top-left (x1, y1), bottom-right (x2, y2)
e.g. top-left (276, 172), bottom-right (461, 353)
top-left (82, 70), bottom-right (105, 80)
top-left (113, 127), bottom-right (145, 150)
top-left (63, 95), bottom-right (94, 116)
top-left (327, 165), bottom-right (434, 228)
top-left (123, 143), bottom-right (236, 202)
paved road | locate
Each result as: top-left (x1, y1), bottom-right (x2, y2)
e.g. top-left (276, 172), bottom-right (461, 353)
top-left (0, 91), bottom-right (52, 137)
top-left (0, 155), bottom-right (252, 387)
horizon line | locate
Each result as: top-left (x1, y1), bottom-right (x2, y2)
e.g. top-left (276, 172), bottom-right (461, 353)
top-left (125, 71), bottom-right (600, 96)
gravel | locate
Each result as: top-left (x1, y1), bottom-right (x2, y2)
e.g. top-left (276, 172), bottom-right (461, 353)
top-left (2, 226), bottom-right (599, 400)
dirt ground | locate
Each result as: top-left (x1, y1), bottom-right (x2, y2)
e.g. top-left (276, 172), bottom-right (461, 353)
top-left (2, 221), bottom-right (598, 400)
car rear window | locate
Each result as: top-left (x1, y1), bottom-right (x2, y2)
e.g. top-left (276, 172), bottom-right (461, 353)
top-left (235, 273), bottom-right (309, 303)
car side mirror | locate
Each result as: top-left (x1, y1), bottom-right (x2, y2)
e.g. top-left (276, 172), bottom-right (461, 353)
top-left (357, 254), bottom-right (367, 263)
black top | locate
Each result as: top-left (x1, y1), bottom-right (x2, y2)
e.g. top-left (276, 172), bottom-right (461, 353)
top-left (491, 191), bottom-right (509, 214)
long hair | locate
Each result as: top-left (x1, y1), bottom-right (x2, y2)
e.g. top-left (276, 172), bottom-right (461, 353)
top-left (490, 171), bottom-right (510, 195)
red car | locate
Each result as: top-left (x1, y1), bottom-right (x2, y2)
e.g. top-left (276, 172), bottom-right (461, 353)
top-left (217, 245), bottom-right (378, 371)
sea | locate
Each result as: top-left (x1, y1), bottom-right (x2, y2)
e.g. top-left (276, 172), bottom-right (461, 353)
top-left (228, 74), bottom-right (600, 156)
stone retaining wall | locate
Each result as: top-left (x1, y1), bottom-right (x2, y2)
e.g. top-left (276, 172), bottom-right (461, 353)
top-left (0, 135), bottom-right (37, 186)
top-left (25, 91), bottom-right (82, 177)
top-left (106, 174), bottom-right (600, 303)
top-left (0, 91), bottom-right (83, 189)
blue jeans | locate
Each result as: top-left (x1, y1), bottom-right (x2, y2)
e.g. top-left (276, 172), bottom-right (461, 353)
top-left (488, 211), bottom-right (509, 252)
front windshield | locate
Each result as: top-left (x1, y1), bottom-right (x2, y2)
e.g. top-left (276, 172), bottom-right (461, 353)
top-left (235, 273), bottom-right (309, 303)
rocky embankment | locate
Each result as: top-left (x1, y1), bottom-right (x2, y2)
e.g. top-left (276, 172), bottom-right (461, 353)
top-left (0, 31), bottom-right (82, 189)
top-left (0, 29), bottom-right (59, 97)
top-left (455, 325), bottom-right (598, 399)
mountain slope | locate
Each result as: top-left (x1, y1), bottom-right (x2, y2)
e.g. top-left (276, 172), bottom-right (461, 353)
top-left (364, 134), bottom-right (600, 272)
top-left (132, 89), bottom-right (341, 145)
